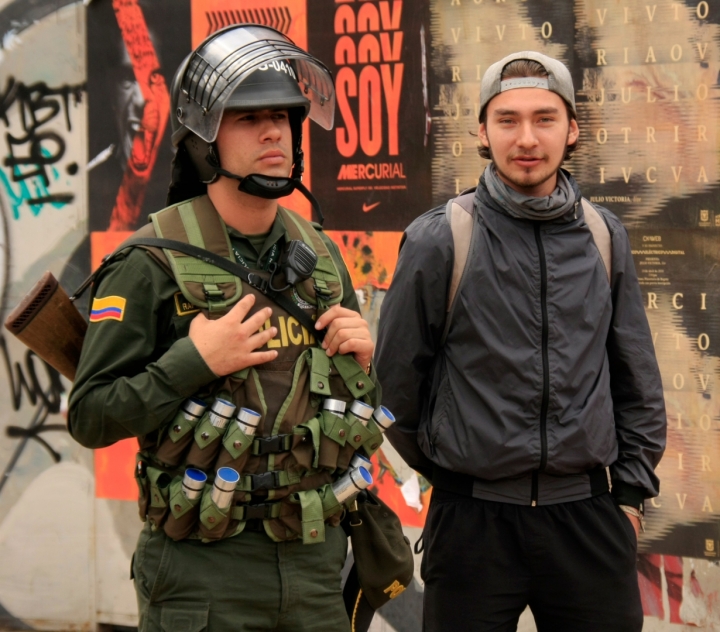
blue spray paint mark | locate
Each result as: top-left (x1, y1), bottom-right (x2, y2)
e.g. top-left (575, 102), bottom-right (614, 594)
top-left (0, 147), bottom-right (73, 219)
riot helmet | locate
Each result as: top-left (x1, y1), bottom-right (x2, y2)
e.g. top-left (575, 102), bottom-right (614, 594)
top-left (168, 24), bottom-right (335, 221)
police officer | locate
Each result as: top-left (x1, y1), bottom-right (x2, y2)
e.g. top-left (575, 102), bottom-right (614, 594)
top-left (69, 24), bottom-right (380, 632)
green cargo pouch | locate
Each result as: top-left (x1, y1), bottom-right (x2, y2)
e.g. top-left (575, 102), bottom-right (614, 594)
top-left (295, 489), bottom-right (326, 544)
top-left (198, 486), bottom-right (232, 541)
top-left (163, 476), bottom-right (202, 541)
top-left (336, 410), bottom-right (368, 471)
top-left (308, 347), bottom-right (331, 396)
top-left (146, 466), bottom-right (172, 529)
top-left (231, 501), bottom-right (283, 521)
top-left (332, 354), bottom-right (375, 399)
top-left (185, 409), bottom-right (225, 470)
top-left (155, 403), bottom-right (205, 467)
top-left (347, 416), bottom-right (385, 458)
top-left (318, 484), bottom-right (343, 519)
top-left (236, 469), bottom-right (301, 492)
top-left (296, 416), bottom-right (322, 469)
top-left (215, 423), bottom-right (254, 472)
top-left (135, 455), bottom-right (149, 521)
top-left (292, 422), bottom-right (317, 470)
top-left (317, 408), bottom-right (351, 472)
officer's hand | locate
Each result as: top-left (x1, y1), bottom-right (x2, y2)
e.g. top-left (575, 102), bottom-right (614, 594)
top-left (315, 305), bottom-right (374, 370)
top-left (189, 294), bottom-right (278, 376)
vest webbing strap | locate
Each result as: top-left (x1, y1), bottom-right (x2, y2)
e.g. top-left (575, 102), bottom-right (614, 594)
top-left (71, 237), bottom-right (325, 343)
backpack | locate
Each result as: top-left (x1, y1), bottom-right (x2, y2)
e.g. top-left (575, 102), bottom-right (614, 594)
top-left (441, 189), bottom-right (612, 344)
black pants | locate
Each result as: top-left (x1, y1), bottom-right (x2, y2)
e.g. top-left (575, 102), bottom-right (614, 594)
top-left (421, 490), bottom-right (643, 632)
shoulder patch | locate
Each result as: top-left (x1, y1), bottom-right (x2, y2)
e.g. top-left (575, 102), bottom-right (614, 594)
top-left (90, 296), bottom-right (126, 322)
top-left (174, 292), bottom-right (201, 316)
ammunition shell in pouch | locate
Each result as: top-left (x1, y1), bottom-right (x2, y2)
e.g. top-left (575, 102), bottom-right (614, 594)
top-left (349, 452), bottom-right (372, 472)
top-left (318, 399), bottom-right (348, 471)
top-left (211, 467), bottom-right (239, 509)
top-left (164, 468), bottom-right (207, 541)
top-left (155, 398), bottom-right (208, 466)
top-left (4, 271), bottom-right (87, 381)
top-left (332, 466), bottom-right (372, 504)
top-left (186, 398), bottom-right (236, 470)
top-left (350, 400), bottom-right (373, 427)
top-left (337, 400), bottom-right (374, 470)
top-left (216, 407), bottom-right (262, 471)
top-left (182, 468), bottom-right (207, 500)
top-left (198, 467), bottom-right (239, 540)
top-left (236, 407), bottom-right (261, 436)
top-left (372, 406), bottom-right (396, 432)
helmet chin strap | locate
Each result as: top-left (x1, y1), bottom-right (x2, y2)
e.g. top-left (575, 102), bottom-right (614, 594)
top-left (214, 167), bottom-right (324, 226)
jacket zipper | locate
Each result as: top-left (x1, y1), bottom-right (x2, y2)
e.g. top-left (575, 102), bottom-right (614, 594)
top-left (532, 224), bottom-right (550, 506)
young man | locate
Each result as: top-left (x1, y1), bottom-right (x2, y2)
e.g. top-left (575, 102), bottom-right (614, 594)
top-left (69, 25), bottom-right (379, 632)
top-left (375, 51), bottom-right (667, 631)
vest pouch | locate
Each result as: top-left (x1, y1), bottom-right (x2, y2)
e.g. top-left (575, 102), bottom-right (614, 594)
top-left (155, 398), bottom-right (207, 467)
top-left (197, 484), bottom-right (232, 541)
top-left (346, 416), bottom-right (385, 459)
top-left (163, 476), bottom-right (202, 541)
top-left (214, 407), bottom-right (262, 471)
top-left (185, 398), bottom-right (236, 471)
top-left (146, 466), bottom-right (172, 529)
top-left (317, 408), bottom-right (351, 471)
top-left (336, 403), bottom-right (374, 470)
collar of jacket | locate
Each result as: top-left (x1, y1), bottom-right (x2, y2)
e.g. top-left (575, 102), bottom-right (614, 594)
top-left (475, 167), bottom-right (583, 224)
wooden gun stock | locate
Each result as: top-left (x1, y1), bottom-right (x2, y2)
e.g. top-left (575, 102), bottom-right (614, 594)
top-left (4, 271), bottom-right (87, 381)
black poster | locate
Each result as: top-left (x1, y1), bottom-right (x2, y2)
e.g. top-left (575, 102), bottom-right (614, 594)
top-left (307, 0), bottom-right (432, 231)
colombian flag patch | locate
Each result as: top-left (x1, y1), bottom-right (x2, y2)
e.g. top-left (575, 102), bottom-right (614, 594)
top-left (90, 296), bottom-right (127, 322)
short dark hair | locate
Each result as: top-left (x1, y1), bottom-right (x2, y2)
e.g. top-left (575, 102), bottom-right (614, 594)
top-left (478, 59), bottom-right (578, 161)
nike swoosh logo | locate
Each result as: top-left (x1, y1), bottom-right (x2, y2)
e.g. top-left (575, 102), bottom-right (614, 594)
top-left (362, 202), bottom-right (381, 212)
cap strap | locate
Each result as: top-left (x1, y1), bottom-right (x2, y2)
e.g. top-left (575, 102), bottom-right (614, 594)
top-left (500, 77), bottom-right (549, 92)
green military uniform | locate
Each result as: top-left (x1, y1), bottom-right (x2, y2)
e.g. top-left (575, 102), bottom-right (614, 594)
top-left (69, 197), bottom-right (380, 632)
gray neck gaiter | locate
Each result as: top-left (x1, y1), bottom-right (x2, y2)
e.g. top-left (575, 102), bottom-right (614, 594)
top-left (484, 164), bottom-right (576, 221)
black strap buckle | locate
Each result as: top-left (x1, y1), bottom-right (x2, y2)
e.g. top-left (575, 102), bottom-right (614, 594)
top-left (247, 272), bottom-right (268, 293)
top-left (253, 434), bottom-right (293, 455)
top-left (250, 471), bottom-right (282, 491)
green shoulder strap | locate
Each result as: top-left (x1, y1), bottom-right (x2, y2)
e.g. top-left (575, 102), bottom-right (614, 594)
top-left (278, 207), bottom-right (344, 309)
top-left (150, 195), bottom-right (242, 312)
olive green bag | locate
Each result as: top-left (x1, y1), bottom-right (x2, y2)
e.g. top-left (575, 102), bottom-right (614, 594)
top-left (342, 490), bottom-right (414, 631)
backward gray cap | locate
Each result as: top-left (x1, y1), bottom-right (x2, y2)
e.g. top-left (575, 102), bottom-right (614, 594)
top-left (479, 51), bottom-right (576, 120)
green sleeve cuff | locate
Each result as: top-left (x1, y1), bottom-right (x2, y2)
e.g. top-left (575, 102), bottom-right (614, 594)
top-left (157, 337), bottom-right (218, 397)
top-left (611, 480), bottom-right (646, 510)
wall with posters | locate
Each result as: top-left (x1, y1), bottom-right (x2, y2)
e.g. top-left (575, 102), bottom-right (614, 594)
top-left (0, 0), bottom-right (718, 630)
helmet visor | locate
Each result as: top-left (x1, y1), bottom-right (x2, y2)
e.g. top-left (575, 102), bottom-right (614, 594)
top-left (178, 25), bottom-right (334, 143)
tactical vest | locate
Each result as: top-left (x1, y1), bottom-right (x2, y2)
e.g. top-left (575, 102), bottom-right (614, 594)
top-left (132, 195), bottom-right (383, 544)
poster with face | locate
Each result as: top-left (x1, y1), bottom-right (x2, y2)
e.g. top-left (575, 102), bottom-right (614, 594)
top-left (87, 0), bottom-right (191, 234)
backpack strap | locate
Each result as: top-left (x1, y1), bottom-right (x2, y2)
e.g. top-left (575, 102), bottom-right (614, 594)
top-left (580, 198), bottom-right (612, 283)
top-left (441, 189), bottom-right (477, 345)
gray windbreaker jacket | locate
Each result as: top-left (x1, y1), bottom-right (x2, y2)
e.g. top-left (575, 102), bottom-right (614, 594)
top-left (375, 172), bottom-right (666, 507)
